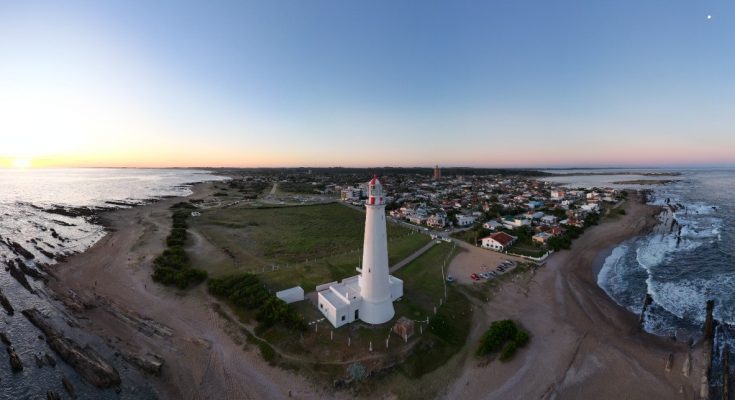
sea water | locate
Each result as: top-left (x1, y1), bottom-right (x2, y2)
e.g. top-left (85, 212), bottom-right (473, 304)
top-left (0, 168), bottom-right (227, 399)
top-left (546, 168), bottom-right (735, 397)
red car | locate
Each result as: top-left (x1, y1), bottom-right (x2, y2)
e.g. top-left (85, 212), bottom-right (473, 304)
top-left (470, 273), bottom-right (480, 281)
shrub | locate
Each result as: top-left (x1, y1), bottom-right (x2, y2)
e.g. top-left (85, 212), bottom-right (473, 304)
top-left (477, 320), bottom-right (530, 362)
top-left (151, 207), bottom-right (206, 289)
top-left (259, 341), bottom-right (276, 364)
top-left (208, 273), bottom-right (307, 332)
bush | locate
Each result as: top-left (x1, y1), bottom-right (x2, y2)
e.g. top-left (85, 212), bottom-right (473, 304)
top-left (208, 273), bottom-right (307, 332)
top-left (477, 320), bottom-right (530, 362)
top-left (259, 341), bottom-right (276, 364)
top-left (151, 207), bottom-right (206, 289)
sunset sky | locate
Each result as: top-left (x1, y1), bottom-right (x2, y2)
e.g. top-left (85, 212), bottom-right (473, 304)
top-left (1, 1), bottom-right (734, 168)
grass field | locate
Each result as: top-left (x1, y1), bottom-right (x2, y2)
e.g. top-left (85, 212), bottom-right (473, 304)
top-left (188, 203), bottom-right (431, 290)
top-left (393, 243), bottom-right (472, 379)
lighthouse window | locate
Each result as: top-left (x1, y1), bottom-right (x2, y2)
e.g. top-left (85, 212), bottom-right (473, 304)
top-left (341, 315), bottom-right (346, 321)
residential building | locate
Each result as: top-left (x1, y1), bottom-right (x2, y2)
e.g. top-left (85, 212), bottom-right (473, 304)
top-left (480, 232), bottom-right (517, 252)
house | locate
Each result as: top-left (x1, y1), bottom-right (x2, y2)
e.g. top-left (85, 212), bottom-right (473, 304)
top-left (502, 216), bottom-right (531, 230)
top-left (581, 203), bottom-right (600, 213)
top-left (527, 200), bottom-right (544, 209)
top-left (456, 214), bottom-right (477, 227)
top-left (480, 232), bottom-right (517, 252)
top-left (408, 215), bottom-right (428, 225)
top-left (550, 190), bottom-right (565, 199)
top-left (549, 226), bottom-right (565, 236)
top-left (532, 232), bottom-right (553, 245)
top-left (341, 187), bottom-right (362, 202)
top-left (427, 214), bottom-right (446, 228)
top-left (540, 215), bottom-right (558, 225)
top-left (482, 220), bottom-right (503, 230)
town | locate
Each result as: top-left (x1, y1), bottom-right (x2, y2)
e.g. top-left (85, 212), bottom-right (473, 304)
top-left (240, 166), bottom-right (625, 263)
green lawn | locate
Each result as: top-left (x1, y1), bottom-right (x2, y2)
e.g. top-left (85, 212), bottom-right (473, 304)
top-left (393, 243), bottom-right (473, 379)
top-left (189, 203), bottom-right (431, 291)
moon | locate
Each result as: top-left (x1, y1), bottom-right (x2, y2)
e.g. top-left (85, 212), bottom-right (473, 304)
top-left (707, 14), bottom-right (712, 20)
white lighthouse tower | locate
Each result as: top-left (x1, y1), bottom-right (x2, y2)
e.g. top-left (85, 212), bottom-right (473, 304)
top-left (357, 176), bottom-right (395, 324)
top-left (316, 176), bottom-right (403, 328)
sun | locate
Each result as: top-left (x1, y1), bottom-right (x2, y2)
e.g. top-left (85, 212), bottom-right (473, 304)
top-left (11, 157), bottom-right (32, 169)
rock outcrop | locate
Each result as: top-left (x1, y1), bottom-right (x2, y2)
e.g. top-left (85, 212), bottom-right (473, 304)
top-left (22, 308), bottom-right (121, 388)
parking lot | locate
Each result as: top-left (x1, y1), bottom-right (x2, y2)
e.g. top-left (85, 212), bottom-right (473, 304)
top-left (446, 241), bottom-right (525, 284)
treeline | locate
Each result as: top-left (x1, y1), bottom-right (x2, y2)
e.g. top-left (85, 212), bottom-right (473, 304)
top-left (151, 202), bottom-right (208, 289)
top-left (208, 273), bottom-right (306, 332)
top-left (477, 320), bottom-right (530, 361)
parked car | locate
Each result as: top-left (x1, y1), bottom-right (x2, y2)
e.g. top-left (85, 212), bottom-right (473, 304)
top-left (470, 273), bottom-right (480, 281)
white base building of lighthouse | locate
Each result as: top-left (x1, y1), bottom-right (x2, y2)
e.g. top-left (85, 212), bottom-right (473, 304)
top-left (317, 176), bottom-right (403, 328)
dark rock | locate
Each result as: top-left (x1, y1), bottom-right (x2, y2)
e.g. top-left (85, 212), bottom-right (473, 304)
top-left (121, 350), bottom-right (164, 376)
top-left (34, 354), bottom-right (44, 367)
top-left (44, 353), bottom-right (57, 367)
top-left (16, 259), bottom-right (48, 282)
top-left (8, 348), bottom-right (23, 372)
top-left (0, 289), bottom-right (14, 315)
top-left (46, 390), bottom-right (61, 400)
top-left (6, 261), bottom-right (35, 294)
top-left (7, 240), bottom-right (35, 259)
top-left (22, 308), bottom-right (121, 388)
top-left (0, 332), bottom-right (11, 346)
top-left (62, 375), bottom-right (77, 399)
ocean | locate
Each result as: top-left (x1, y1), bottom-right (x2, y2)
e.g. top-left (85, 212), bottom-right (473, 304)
top-left (0, 168), bottom-right (227, 399)
top-left (545, 168), bottom-right (735, 396)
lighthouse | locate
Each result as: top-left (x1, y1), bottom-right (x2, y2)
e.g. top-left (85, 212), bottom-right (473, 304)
top-left (316, 176), bottom-right (403, 328)
top-left (358, 176), bottom-right (395, 324)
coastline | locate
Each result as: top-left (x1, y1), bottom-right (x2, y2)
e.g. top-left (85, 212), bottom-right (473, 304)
top-left (443, 191), bottom-right (704, 399)
top-left (47, 182), bottom-right (328, 399)
top-left (44, 184), bottom-right (705, 399)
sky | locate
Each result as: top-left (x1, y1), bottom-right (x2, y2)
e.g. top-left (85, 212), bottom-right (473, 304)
top-left (1, 0), bottom-right (734, 168)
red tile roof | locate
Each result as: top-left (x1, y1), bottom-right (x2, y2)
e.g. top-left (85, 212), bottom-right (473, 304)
top-left (483, 232), bottom-right (515, 246)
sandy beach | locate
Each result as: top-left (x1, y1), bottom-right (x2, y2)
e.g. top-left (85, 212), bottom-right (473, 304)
top-left (444, 193), bottom-right (704, 399)
top-left (49, 182), bottom-right (329, 399)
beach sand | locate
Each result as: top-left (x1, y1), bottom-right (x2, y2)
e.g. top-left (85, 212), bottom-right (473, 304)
top-left (442, 194), bottom-right (704, 399)
top-left (49, 183), bottom-right (329, 399)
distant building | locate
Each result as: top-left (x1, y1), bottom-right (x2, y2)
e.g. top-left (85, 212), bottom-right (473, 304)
top-left (532, 232), bottom-right (553, 245)
top-left (456, 214), bottom-right (477, 227)
top-left (480, 232), bottom-right (517, 252)
top-left (341, 187), bottom-right (362, 202)
top-left (502, 216), bottom-right (531, 230)
top-left (427, 214), bottom-right (446, 228)
top-left (433, 164), bottom-right (441, 180)
top-left (482, 220), bottom-right (502, 230)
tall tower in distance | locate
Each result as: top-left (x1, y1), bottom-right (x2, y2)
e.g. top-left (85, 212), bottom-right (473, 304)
top-left (358, 176), bottom-right (395, 324)
top-left (433, 164), bottom-right (441, 180)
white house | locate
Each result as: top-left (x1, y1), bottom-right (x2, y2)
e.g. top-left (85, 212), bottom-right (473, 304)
top-left (341, 187), bottom-right (362, 202)
top-left (480, 232), bottom-right (517, 252)
top-left (456, 214), bottom-right (477, 227)
top-left (540, 215), bottom-right (558, 225)
top-left (502, 216), bottom-right (531, 230)
top-left (482, 220), bottom-right (503, 230)
top-left (581, 203), bottom-right (600, 213)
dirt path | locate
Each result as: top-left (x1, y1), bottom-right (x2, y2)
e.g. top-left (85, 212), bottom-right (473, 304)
top-left (442, 194), bottom-right (704, 400)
